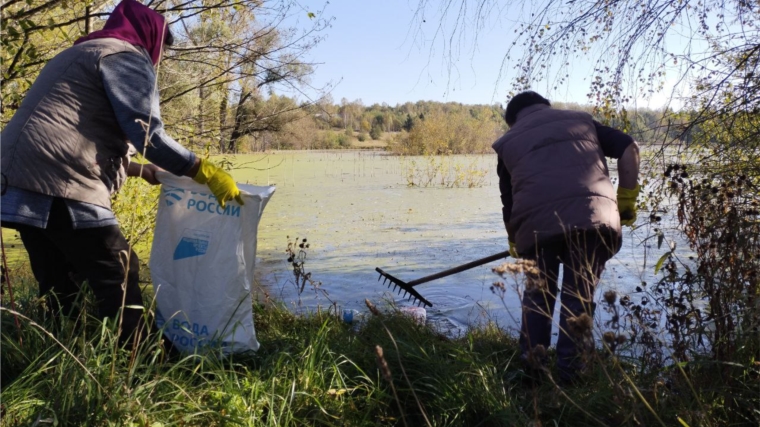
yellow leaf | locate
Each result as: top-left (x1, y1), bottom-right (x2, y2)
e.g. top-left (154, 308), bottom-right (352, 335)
top-left (327, 388), bottom-right (347, 396)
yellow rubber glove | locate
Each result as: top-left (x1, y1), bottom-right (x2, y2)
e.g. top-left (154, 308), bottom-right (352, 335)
top-left (192, 159), bottom-right (244, 209)
top-left (509, 240), bottom-right (519, 258)
top-left (617, 184), bottom-right (640, 227)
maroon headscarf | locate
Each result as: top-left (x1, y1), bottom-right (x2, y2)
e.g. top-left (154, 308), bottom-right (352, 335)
top-left (75, 0), bottom-right (167, 66)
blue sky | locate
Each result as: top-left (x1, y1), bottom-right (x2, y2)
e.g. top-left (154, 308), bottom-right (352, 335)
top-left (301, 0), bottom-right (523, 107)
top-left (297, 0), bottom-right (688, 109)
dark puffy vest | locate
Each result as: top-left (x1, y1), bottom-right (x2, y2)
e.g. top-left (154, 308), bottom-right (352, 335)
top-left (492, 104), bottom-right (622, 253)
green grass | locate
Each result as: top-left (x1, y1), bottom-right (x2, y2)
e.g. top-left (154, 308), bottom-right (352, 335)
top-left (1, 228), bottom-right (26, 266)
top-left (2, 270), bottom-right (758, 426)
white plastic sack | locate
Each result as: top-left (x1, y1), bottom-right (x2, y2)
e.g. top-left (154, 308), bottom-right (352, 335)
top-left (150, 171), bottom-right (275, 354)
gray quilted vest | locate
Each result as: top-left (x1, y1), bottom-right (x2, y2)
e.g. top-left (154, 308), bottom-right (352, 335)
top-left (1, 38), bottom-right (143, 209)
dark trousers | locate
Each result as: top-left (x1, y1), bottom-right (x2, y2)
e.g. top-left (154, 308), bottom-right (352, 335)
top-left (520, 231), bottom-right (613, 380)
top-left (14, 199), bottom-right (145, 345)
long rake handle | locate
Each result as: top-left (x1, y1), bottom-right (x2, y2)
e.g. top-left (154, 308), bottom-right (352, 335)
top-left (406, 250), bottom-right (511, 287)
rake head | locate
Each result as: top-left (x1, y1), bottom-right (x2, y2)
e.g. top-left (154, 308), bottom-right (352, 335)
top-left (375, 267), bottom-right (433, 308)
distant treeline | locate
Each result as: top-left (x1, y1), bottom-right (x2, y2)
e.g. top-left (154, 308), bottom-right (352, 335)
top-left (244, 97), bottom-right (684, 154)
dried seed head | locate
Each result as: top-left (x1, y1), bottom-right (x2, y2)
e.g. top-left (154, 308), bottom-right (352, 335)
top-left (616, 334), bottom-right (627, 345)
top-left (526, 344), bottom-right (548, 369)
top-left (490, 281), bottom-right (506, 293)
top-left (492, 262), bottom-right (522, 276)
top-left (492, 259), bottom-right (540, 277)
top-left (492, 260), bottom-right (544, 292)
top-left (532, 344), bottom-right (547, 359)
top-left (603, 290), bottom-right (617, 305)
top-left (375, 345), bottom-right (392, 382)
top-left (524, 275), bottom-right (546, 293)
top-left (567, 313), bottom-right (593, 337)
top-left (603, 331), bottom-right (616, 344)
top-left (365, 299), bottom-right (381, 316)
top-left (519, 259), bottom-right (541, 278)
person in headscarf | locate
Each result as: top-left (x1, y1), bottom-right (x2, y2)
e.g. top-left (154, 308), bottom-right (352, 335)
top-left (1, 0), bottom-right (242, 346)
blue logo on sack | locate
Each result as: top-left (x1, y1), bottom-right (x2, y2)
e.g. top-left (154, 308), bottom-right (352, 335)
top-left (163, 187), bottom-right (185, 206)
top-left (173, 229), bottom-right (211, 260)
top-left (164, 186), bottom-right (242, 217)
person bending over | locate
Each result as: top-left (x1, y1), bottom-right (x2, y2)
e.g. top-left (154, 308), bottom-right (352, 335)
top-left (493, 91), bottom-right (640, 383)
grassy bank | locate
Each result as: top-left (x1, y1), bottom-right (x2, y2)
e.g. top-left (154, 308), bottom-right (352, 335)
top-left (1, 269), bottom-right (758, 426)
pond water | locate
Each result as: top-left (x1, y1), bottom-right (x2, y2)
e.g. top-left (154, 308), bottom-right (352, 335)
top-left (232, 150), bottom-right (689, 338)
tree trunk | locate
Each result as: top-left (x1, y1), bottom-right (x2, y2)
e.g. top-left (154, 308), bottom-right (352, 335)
top-left (198, 85), bottom-right (206, 150)
top-left (85, 6), bottom-right (91, 34)
top-left (219, 88), bottom-right (228, 153)
top-left (229, 91), bottom-right (252, 153)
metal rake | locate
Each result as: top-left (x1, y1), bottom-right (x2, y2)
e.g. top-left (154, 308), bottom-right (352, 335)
top-left (375, 250), bottom-right (511, 307)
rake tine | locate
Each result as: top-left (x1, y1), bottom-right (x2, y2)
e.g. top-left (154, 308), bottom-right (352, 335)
top-left (374, 267), bottom-right (433, 308)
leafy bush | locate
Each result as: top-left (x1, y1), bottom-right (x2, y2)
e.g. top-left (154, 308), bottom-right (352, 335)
top-left (402, 155), bottom-right (489, 188)
top-left (370, 124), bottom-right (383, 140)
top-left (313, 131), bottom-right (351, 149)
top-left (111, 164), bottom-right (160, 252)
top-left (338, 133), bottom-right (351, 148)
